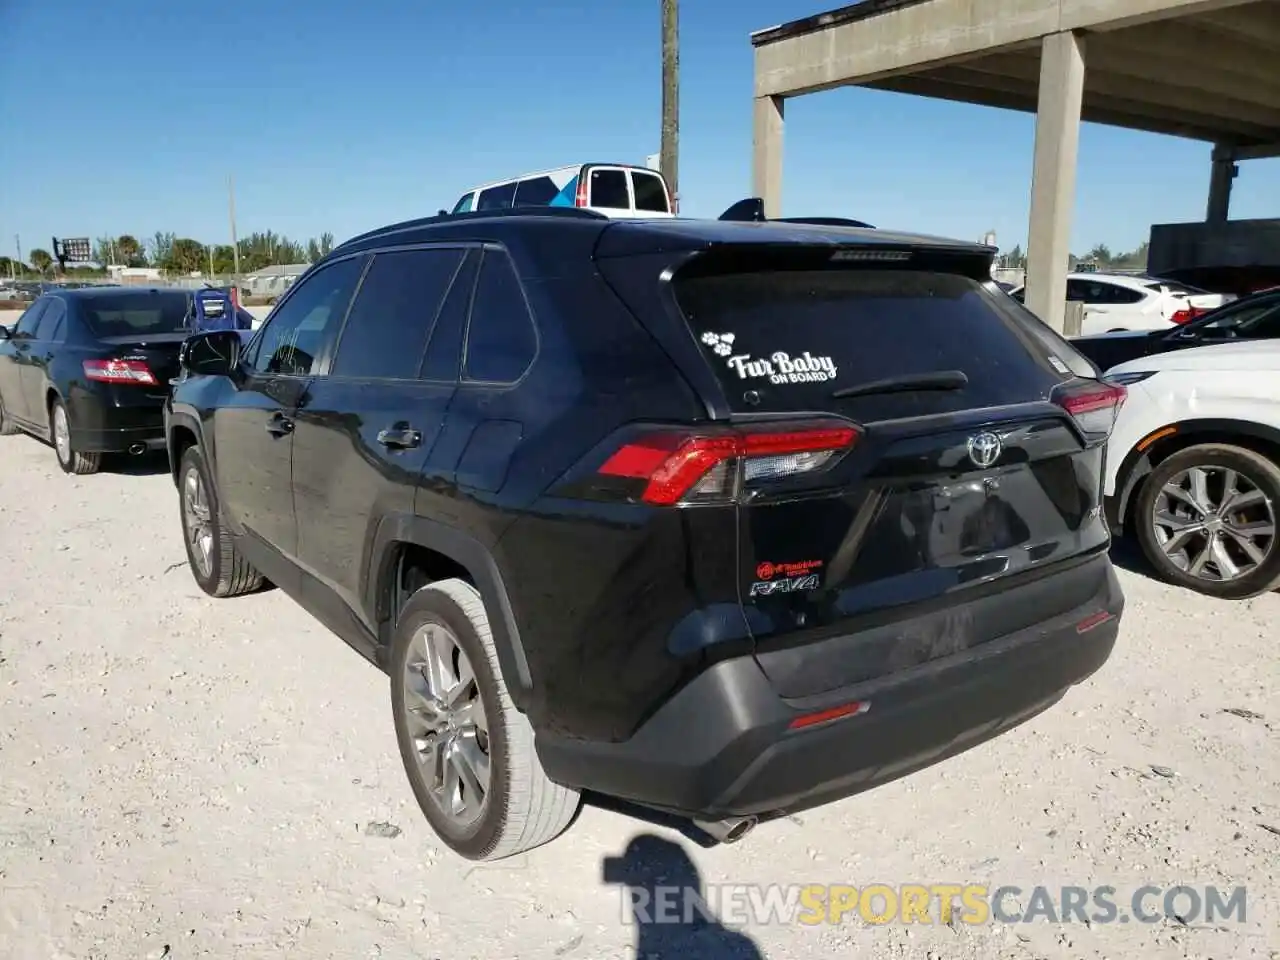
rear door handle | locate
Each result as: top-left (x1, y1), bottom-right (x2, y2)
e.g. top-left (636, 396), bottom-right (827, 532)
top-left (266, 413), bottom-right (293, 437)
top-left (377, 426), bottom-right (421, 450)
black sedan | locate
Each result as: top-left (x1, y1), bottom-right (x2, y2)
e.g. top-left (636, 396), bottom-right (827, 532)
top-left (1070, 287), bottom-right (1280, 373)
top-left (0, 287), bottom-right (238, 474)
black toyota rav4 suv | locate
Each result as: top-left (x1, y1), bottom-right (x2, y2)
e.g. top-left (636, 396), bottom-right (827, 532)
top-left (165, 207), bottom-right (1125, 861)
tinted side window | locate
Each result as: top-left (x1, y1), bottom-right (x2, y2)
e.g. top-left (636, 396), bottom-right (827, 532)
top-left (421, 250), bottom-right (480, 381)
top-left (1097, 282), bottom-right (1144, 304)
top-left (463, 249), bottom-right (537, 383)
top-left (513, 176), bottom-right (560, 206)
top-left (251, 256), bottom-right (364, 377)
top-left (477, 181), bottom-right (517, 211)
top-left (632, 172), bottom-right (669, 212)
top-left (588, 169), bottom-right (629, 209)
top-left (14, 300), bottom-right (47, 336)
top-left (331, 248), bottom-right (463, 380)
top-left (35, 301), bottom-right (66, 341)
top-left (1064, 280), bottom-right (1088, 302)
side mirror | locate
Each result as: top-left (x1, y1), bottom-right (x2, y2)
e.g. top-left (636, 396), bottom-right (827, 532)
top-left (181, 330), bottom-right (242, 379)
top-left (0, 326), bottom-right (10, 340)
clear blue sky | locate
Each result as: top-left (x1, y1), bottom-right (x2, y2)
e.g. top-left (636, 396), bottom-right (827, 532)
top-left (1, 0), bottom-right (1276, 261)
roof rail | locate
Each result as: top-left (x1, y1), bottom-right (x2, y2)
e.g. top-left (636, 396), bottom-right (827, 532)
top-left (717, 197), bottom-right (875, 229)
top-left (336, 205), bottom-right (609, 252)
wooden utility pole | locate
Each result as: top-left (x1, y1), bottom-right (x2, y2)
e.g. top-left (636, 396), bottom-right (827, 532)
top-left (660, 0), bottom-right (679, 205)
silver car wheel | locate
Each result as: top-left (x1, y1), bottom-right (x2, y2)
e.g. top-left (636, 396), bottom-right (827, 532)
top-left (1152, 464), bottom-right (1276, 582)
top-left (402, 621), bottom-right (491, 828)
top-left (182, 466), bottom-right (214, 578)
top-left (53, 405), bottom-right (71, 462)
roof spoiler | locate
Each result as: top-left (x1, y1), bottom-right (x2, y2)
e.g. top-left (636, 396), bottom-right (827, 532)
top-left (717, 197), bottom-right (875, 229)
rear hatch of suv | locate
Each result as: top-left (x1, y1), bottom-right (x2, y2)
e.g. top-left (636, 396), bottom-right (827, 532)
top-left (595, 231), bottom-right (1124, 698)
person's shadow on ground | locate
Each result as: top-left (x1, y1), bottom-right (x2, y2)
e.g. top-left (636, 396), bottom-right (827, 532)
top-left (602, 833), bottom-right (764, 959)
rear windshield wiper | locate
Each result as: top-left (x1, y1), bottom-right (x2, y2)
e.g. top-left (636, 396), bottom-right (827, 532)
top-left (831, 370), bottom-right (968, 400)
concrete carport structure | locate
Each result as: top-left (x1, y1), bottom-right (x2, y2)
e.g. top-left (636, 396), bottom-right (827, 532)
top-left (751, 0), bottom-right (1280, 332)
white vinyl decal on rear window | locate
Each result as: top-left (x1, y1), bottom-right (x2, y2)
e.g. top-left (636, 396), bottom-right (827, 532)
top-left (701, 331), bottom-right (838, 384)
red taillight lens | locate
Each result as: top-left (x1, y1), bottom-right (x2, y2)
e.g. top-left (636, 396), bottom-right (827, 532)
top-left (598, 424), bottom-right (858, 505)
top-left (574, 176), bottom-right (589, 208)
top-left (83, 359), bottom-right (158, 385)
top-left (1052, 380), bottom-right (1126, 439)
top-left (1170, 308), bottom-right (1193, 324)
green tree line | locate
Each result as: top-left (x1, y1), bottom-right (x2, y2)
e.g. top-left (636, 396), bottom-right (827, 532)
top-left (998, 241), bottom-right (1150, 272)
top-left (3, 230), bottom-right (336, 280)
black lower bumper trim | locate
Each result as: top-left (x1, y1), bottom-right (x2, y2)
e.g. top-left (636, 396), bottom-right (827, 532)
top-left (536, 558), bottom-right (1123, 819)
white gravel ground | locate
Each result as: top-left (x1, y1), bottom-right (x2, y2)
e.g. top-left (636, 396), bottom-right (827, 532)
top-left (1, 433), bottom-right (1277, 960)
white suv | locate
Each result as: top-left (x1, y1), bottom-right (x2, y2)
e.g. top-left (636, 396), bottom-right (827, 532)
top-left (1102, 339), bottom-right (1280, 599)
top-left (1009, 273), bottom-right (1233, 334)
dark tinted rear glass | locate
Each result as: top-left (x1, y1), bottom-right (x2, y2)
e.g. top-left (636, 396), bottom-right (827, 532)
top-left (589, 169), bottom-right (629, 209)
top-left (673, 267), bottom-right (1075, 419)
top-left (477, 181), bottom-right (517, 210)
top-left (632, 172), bottom-right (669, 212)
top-left (80, 293), bottom-right (191, 337)
top-left (514, 176), bottom-right (560, 206)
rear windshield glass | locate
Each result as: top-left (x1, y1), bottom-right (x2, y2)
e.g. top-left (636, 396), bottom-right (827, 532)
top-left (80, 293), bottom-right (191, 337)
top-left (673, 268), bottom-right (1083, 418)
top-left (632, 172), bottom-right (669, 212)
top-left (1145, 280), bottom-right (1209, 296)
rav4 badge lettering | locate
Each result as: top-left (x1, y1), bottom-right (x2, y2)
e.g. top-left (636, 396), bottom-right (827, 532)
top-left (750, 574), bottom-right (822, 597)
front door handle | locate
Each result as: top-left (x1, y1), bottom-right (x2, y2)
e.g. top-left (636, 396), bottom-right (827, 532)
top-left (266, 413), bottom-right (293, 437)
top-left (377, 426), bottom-right (421, 450)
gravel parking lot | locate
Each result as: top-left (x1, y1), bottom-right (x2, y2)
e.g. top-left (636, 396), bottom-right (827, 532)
top-left (1, 434), bottom-right (1276, 960)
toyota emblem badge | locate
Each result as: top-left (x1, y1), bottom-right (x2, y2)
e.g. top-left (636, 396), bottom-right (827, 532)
top-left (967, 432), bottom-right (1003, 469)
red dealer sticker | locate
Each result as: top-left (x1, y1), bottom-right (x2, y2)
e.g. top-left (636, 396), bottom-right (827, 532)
top-left (756, 559), bottom-right (823, 580)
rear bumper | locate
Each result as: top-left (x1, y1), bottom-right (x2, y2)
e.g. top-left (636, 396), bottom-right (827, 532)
top-left (67, 391), bottom-right (166, 453)
top-left (536, 556), bottom-right (1123, 819)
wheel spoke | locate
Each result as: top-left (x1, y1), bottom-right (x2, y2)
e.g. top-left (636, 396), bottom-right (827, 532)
top-left (1161, 481), bottom-right (1204, 515)
top-left (1222, 488), bottom-right (1265, 513)
top-left (1187, 539), bottom-right (1214, 578)
top-left (1188, 467), bottom-right (1213, 514)
top-left (453, 699), bottom-right (489, 736)
top-left (450, 733), bottom-right (490, 816)
top-left (441, 746), bottom-right (461, 813)
top-left (1209, 537), bottom-right (1240, 579)
top-left (444, 661), bottom-right (474, 709)
top-left (1223, 527), bottom-right (1267, 567)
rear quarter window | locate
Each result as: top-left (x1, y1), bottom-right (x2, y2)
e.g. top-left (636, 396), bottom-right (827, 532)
top-left (673, 267), bottom-right (1081, 420)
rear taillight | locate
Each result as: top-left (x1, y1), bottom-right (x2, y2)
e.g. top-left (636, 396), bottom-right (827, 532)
top-left (596, 422), bottom-right (859, 505)
top-left (574, 175), bottom-right (589, 208)
top-left (1052, 380), bottom-right (1126, 439)
top-left (83, 359), bottom-right (158, 385)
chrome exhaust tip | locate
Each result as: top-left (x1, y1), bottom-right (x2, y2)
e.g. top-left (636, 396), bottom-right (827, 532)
top-left (128, 443), bottom-right (146, 455)
top-left (693, 816), bottom-right (757, 844)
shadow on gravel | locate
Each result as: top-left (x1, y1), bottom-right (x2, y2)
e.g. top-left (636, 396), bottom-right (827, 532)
top-left (102, 451), bottom-right (171, 476)
top-left (1108, 535), bottom-right (1158, 581)
top-left (603, 833), bottom-right (764, 959)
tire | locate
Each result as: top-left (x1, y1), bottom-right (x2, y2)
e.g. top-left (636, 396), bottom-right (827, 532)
top-left (390, 578), bottom-right (580, 860)
top-left (1134, 443), bottom-right (1280, 599)
top-left (49, 398), bottom-right (100, 475)
top-left (178, 445), bottom-right (263, 598)
top-left (0, 393), bottom-right (19, 436)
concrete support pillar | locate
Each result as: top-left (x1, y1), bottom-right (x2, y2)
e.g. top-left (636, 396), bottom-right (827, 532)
top-left (1025, 31), bottom-right (1085, 333)
top-left (1206, 147), bottom-right (1237, 222)
top-left (753, 95), bottom-right (785, 218)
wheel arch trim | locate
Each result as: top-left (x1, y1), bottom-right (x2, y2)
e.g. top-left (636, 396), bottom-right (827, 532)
top-left (1112, 417), bottom-right (1280, 533)
top-left (368, 514), bottom-right (534, 710)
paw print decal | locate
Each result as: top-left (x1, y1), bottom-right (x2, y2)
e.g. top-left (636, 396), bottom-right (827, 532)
top-left (700, 331), bottom-right (736, 357)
